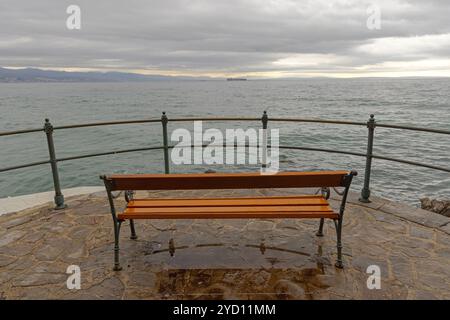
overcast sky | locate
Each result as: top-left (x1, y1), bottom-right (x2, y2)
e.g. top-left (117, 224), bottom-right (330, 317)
top-left (1, 0), bottom-right (450, 78)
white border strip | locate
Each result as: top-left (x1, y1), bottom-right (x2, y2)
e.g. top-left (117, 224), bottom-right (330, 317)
top-left (0, 186), bottom-right (104, 216)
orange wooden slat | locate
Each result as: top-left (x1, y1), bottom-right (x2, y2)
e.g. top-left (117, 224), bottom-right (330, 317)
top-left (107, 171), bottom-right (349, 191)
top-left (131, 194), bottom-right (323, 202)
top-left (128, 197), bottom-right (328, 208)
top-left (118, 210), bottom-right (338, 220)
top-left (124, 205), bottom-right (332, 214)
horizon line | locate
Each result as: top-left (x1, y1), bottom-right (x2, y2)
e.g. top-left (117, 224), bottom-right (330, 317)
top-left (1, 66), bottom-right (450, 80)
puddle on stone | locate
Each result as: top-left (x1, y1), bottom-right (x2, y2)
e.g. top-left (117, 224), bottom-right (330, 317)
top-left (127, 217), bottom-right (336, 299)
top-left (143, 237), bottom-right (331, 299)
top-left (156, 266), bottom-right (330, 299)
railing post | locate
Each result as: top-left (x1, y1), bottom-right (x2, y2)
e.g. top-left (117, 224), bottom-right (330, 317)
top-left (261, 111), bottom-right (268, 169)
top-left (44, 118), bottom-right (66, 209)
top-left (161, 112), bottom-right (170, 173)
top-left (359, 114), bottom-right (376, 203)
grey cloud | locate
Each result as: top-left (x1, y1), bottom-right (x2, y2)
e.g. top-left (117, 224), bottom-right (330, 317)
top-left (0, 0), bottom-right (449, 75)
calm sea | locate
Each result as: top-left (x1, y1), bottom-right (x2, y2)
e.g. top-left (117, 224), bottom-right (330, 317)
top-left (0, 79), bottom-right (449, 205)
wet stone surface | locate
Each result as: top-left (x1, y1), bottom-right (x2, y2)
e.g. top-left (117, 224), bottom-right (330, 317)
top-left (0, 189), bottom-right (449, 299)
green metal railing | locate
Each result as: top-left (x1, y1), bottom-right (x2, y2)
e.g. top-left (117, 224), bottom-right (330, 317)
top-left (0, 111), bottom-right (449, 209)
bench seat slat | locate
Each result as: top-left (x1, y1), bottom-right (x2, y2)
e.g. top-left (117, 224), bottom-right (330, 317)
top-left (118, 199), bottom-right (337, 219)
top-left (128, 196), bottom-right (328, 208)
top-left (129, 194), bottom-right (323, 202)
top-left (124, 205), bottom-right (332, 213)
top-left (119, 210), bottom-right (338, 220)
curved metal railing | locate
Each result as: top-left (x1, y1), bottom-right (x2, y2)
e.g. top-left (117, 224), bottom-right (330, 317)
top-left (0, 112), bottom-right (449, 209)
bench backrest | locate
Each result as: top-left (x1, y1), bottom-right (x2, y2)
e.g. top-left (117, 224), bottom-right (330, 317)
top-left (102, 171), bottom-right (356, 191)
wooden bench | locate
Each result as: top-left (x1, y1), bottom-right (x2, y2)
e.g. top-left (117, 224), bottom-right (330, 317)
top-left (100, 170), bottom-right (357, 271)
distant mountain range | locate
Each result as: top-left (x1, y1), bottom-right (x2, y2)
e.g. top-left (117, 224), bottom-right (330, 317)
top-left (0, 67), bottom-right (211, 82)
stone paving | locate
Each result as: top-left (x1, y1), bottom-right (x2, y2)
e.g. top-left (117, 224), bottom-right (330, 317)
top-left (0, 188), bottom-right (449, 299)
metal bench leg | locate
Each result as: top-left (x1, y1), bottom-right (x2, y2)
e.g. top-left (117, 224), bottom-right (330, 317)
top-left (113, 221), bottom-right (123, 271)
top-left (129, 219), bottom-right (138, 240)
top-left (316, 218), bottom-right (325, 236)
top-left (101, 176), bottom-right (124, 271)
top-left (334, 219), bottom-right (343, 268)
top-left (124, 191), bottom-right (138, 240)
top-left (333, 171), bottom-right (357, 269)
top-left (316, 187), bottom-right (329, 237)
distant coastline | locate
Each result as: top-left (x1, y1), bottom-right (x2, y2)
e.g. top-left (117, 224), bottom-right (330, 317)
top-left (0, 67), bottom-right (212, 83)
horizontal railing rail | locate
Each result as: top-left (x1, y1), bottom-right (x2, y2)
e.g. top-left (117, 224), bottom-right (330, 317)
top-left (0, 127), bottom-right (44, 137)
top-left (3, 117), bottom-right (450, 137)
top-left (0, 112), bottom-right (449, 208)
top-left (0, 160), bottom-right (51, 173)
top-left (3, 145), bottom-right (448, 174)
